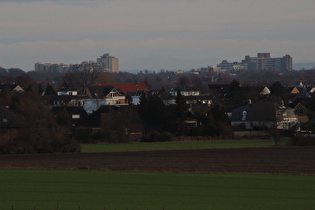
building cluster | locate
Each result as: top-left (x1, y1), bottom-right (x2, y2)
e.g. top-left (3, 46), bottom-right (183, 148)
top-left (34, 53), bottom-right (119, 73)
top-left (2, 78), bottom-right (315, 142)
top-left (217, 53), bottom-right (292, 71)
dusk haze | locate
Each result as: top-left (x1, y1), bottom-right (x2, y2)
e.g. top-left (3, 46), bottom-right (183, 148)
top-left (1, 0), bottom-right (315, 71)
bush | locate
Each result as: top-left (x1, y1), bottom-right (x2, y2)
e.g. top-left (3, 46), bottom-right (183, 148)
top-left (73, 129), bottom-right (92, 143)
top-left (142, 131), bottom-right (172, 142)
top-left (291, 135), bottom-right (315, 146)
top-left (189, 127), bottom-right (205, 136)
top-left (0, 135), bottom-right (81, 154)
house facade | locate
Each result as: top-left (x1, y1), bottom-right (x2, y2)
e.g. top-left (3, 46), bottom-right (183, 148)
top-left (230, 101), bottom-right (298, 130)
top-left (294, 103), bottom-right (310, 123)
top-left (84, 86), bottom-right (127, 114)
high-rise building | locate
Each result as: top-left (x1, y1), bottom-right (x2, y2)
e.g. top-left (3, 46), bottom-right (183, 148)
top-left (241, 53), bottom-right (292, 71)
top-left (34, 62), bottom-right (72, 72)
top-left (96, 53), bottom-right (119, 73)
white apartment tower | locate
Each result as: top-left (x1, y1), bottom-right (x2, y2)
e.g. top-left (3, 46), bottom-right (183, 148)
top-left (96, 53), bottom-right (119, 73)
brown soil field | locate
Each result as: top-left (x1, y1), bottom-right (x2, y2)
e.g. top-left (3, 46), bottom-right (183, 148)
top-left (1, 146), bottom-right (315, 174)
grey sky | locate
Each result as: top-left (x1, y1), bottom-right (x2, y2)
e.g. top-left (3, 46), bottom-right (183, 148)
top-left (1, 0), bottom-right (315, 71)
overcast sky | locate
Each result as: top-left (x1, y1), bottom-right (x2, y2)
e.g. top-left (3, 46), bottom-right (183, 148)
top-left (1, 0), bottom-right (315, 71)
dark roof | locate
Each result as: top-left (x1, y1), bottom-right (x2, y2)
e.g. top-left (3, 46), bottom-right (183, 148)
top-left (208, 84), bottom-right (230, 103)
top-left (0, 84), bottom-right (22, 91)
top-left (43, 95), bottom-right (86, 106)
top-left (127, 90), bottom-right (145, 97)
top-left (230, 102), bottom-right (276, 122)
top-left (188, 103), bottom-right (212, 116)
top-left (75, 105), bottom-right (130, 127)
top-left (51, 106), bottom-right (87, 115)
top-left (87, 86), bottom-right (124, 98)
top-left (92, 83), bottom-right (150, 94)
top-left (0, 107), bottom-right (26, 128)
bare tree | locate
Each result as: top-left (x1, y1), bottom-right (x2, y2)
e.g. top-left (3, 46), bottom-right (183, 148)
top-left (78, 61), bottom-right (102, 93)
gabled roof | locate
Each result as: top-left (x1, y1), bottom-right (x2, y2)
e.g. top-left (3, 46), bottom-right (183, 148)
top-left (290, 86), bottom-right (308, 95)
top-left (230, 102), bottom-right (276, 122)
top-left (260, 86), bottom-right (271, 96)
top-left (208, 84), bottom-right (229, 98)
top-left (290, 87), bottom-right (300, 94)
top-left (87, 86), bottom-right (124, 98)
top-left (294, 103), bottom-right (308, 112)
top-left (308, 87), bottom-right (315, 94)
top-left (0, 84), bottom-right (24, 92)
top-left (92, 83), bottom-right (150, 94)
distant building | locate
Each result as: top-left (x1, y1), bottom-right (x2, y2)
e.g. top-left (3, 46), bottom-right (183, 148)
top-left (217, 53), bottom-right (292, 71)
top-left (35, 52), bottom-right (119, 73)
top-left (96, 53), bottom-right (119, 73)
top-left (217, 60), bottom-right (248, 71)
top-left (242, 53), bottom-right (292, 71)
top-left (34, 62), bottom-right (72, 72)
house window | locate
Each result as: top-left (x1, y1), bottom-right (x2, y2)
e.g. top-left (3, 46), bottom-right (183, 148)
top-left (72, 115), bottom-right (80, 119)
top-left (116, 101), bottom-right (121, 104)
top-left (2, 118), bottom-right (8, 123)
top-left (242, 110), bottom-right (247, 121)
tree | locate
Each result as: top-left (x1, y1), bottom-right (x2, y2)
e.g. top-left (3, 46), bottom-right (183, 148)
top-left (78, 62), bottom-right (102, 93)
top-left (226, 79), bottom-right (245, 106)
top-left (138, 92), bottom-right (168, 138)
top-left (93, 72), bottom-right (116, 84)
top-left (203, 104), bottom-right (231, 136)
top-left (178, 76), bottom-right (190, 90)
top-left (62, 73), bottom-right (82, 91)
top-left (45, 83), bottom-right (56, 95)
top-left (1, 91), bottom-right (80, 154)
top-left (270, 81), bottom-right (285, 98)
top-left (0, 87), bottom-right (13, 107)
top-left (175, 90), bottom-right (188, 135)
top-left (38, 83), bottom-right (44, 96)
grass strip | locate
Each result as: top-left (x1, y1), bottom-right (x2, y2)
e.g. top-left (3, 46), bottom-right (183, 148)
top-left (81, 138), bottom-right (289, 153)
top-left (0, 168), bottom-right (313, 209)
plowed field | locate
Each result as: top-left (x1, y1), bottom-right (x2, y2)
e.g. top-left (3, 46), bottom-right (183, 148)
top-left (1, 147), bottom-right (315, 174)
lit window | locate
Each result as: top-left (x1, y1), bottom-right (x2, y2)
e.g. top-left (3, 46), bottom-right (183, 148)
top-left (72, 115), bottom-right (80, 119)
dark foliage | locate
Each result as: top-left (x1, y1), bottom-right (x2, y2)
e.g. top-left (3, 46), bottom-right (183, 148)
top-left (226, 79), bottom-right (245, 107)
top-left (45, 83), bottom-right (56, 95)
top-left (290, 135), bottom-right (315, 146)
top-left (0, 86), bottom-right (80, 154)
top-left (142, 130), bottom-right (172, 142)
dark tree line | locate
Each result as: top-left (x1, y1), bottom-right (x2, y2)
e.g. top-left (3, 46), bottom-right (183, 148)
top-left (0, 83), bottom-right (80, 154)
top-left (137, 90), bottom-right (231, 141)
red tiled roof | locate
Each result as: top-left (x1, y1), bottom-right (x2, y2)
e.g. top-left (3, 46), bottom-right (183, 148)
top-left (92, 83), bottom-right (150, 94)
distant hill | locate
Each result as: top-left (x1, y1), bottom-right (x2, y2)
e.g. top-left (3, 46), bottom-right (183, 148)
top-left (120, 56), bottom-right (217, 71)
top-left (0, 66), bottom-right (25, 77)
top-left (293, 62), bottom-right (315, 70)
top-left (0, 67), bottom-right (7, 76)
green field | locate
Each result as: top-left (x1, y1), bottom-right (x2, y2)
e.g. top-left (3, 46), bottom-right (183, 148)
top-left (81, 139), bottom-right (289, 153)
top-left (1, 168), bottom-right (314, 210)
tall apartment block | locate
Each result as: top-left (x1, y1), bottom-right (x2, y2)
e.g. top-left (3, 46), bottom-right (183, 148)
top-left (34, 62), bottom-right (71, 72)
top-left (242, 53), bottom-right (292, 71)
top-left (217, 53), bottom-right (292, 71)
top-left (96, 53), bottom-right (119, 73)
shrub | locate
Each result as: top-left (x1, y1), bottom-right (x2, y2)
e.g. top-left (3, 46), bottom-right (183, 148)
top-left (290, 135), bottom-right (315, 146)
top-left (142, 131), bottom-right (172, 142)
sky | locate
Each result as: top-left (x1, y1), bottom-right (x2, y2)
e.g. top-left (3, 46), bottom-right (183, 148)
top-left (0, 0), bottom-right (315, 71)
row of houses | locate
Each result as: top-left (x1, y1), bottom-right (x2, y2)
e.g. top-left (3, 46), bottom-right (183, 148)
top-left (1, 81), bottom-right (315, 141)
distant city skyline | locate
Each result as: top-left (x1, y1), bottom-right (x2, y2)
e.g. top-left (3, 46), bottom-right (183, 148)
top-left (0, 0), bottom-right (315, 71)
